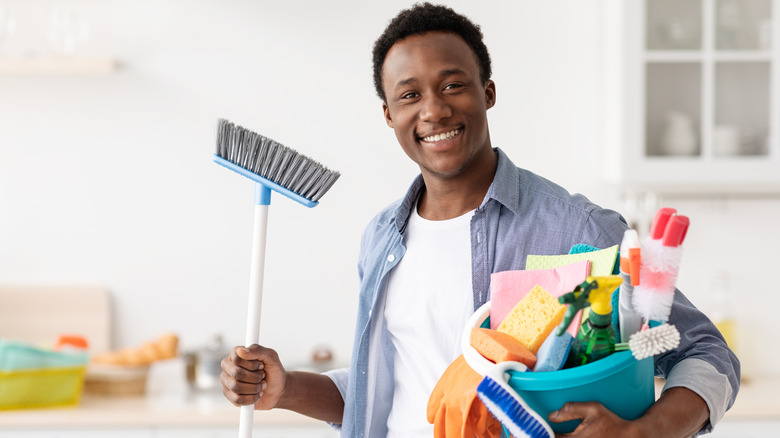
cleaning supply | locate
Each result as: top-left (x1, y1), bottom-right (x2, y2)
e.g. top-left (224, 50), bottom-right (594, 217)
top-left (532, 274), bottom-right (621, 372)
top-left (213, 119), bottom-right (340, 438)
top-left (619, 229), bottom-right (642, 286)
top-left (532, 330), bottom-right (572, 372)
top-left (496, 285), bottom-right (566, 355)
top-left (618, 229), bottom-right (644, 342)
top-left (426, 355), bottom-right (503, 438)
top-left (559, 276), bottom-right (622, 367)
top-left (470, 328), bottom-right (537, 369)
top-left (488, 260), bottom-right (590, 334)
top-left (632, 208), bottom-right (689, 329)
top-left (476, 361), bottom-right (554, 438)
top-left (615, 323), bottom-right (680, 360)
top-left (461, 301), bottom-right (654, 435)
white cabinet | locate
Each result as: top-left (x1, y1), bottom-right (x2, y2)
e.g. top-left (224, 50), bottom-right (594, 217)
top-left (605, 0), bottom-right (780, 195)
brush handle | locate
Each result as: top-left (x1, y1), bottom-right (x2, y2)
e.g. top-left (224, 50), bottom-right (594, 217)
top-left (239, 188), bottom-right (270, 438)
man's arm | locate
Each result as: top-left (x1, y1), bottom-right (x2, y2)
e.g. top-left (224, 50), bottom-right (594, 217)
top-left (276, 370), bottom-right (345, 423)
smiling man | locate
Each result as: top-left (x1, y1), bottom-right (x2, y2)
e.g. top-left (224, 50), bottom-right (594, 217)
top-left (221, 3), bottom-right (740, 437)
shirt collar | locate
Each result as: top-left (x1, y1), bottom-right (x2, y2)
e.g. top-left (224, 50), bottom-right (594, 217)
top-left (484, 147), bottom-right (522, 216)
top-left (393, 147), bottom-right (521, 232)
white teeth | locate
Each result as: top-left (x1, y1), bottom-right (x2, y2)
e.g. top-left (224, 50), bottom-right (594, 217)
top-left (422, 129), bottom-right (459, 142)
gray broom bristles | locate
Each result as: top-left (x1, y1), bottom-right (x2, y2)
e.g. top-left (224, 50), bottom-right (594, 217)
top-left (215, 118), bottom-right (340, 202)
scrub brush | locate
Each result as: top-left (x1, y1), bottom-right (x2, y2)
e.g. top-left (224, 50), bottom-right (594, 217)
top-left (213, 118), bottom-right (340, 438)
top-left (632, 208), bottom-right (689, 329)
top-left (476, 361), bottom-right (554, 438)
top-left (615, 323), bottom-right (680, 360)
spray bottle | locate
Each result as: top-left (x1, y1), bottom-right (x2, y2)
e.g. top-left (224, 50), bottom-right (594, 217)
top-left (559, 275), bottom-right (622, 368)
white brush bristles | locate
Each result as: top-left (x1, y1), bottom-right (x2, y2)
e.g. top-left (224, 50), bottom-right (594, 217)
top-left (632, 238), bottom-right (683, 323)
top-left (628, 324), bottom-right (681, 360)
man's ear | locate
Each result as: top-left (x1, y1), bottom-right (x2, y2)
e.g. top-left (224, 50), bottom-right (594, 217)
top-left (382, 102), bottom-right (394, 128)
top-left (484, 80), bottom-right (496, 109)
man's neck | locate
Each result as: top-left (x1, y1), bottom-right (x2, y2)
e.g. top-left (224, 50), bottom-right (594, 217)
top-left (417, 148), bottom-right (497, 220)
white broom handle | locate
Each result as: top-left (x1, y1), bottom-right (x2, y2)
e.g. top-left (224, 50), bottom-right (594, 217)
top-left (239, 201), bottom-right (269, 438)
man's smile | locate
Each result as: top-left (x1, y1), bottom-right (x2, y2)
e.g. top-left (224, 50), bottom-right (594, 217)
top-left (420, 128), bottom-right (460, 143)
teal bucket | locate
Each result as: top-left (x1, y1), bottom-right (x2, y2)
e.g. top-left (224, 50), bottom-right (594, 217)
top-left (465, 303), bottom-right (655, 434)
top-left (507, 351), bottom-right (654, 433)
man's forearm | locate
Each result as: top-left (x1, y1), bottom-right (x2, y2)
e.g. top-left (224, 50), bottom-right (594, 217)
top-left (274, 371), bottom-right (345, 424)
top-left (635, 387), bottom-right (709, 438)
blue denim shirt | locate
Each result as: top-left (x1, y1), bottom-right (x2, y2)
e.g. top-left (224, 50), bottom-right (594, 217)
top-left (326, 148), bottom-right (740, 437)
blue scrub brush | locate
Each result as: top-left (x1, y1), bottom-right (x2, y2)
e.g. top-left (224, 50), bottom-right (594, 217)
top-left (214, 119), bottom-right (340, 438)
top-left (477, 362), bottom-right (555, 438)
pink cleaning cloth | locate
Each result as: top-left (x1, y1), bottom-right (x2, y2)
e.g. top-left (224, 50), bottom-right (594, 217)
top-left (489, 260), bottom-right (591, 336)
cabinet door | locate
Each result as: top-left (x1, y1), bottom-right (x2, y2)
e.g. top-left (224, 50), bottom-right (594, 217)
top-left (607, 0), bottom-right (780, 194)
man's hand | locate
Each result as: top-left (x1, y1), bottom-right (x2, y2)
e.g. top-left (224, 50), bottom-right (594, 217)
top-left (220, 343), bottom-right (345, 424)
top-left (220, 344), bottom-right (287, 410)
top-left (549, 401), bottom-right (642, 437)
top-left (549, 387), bottom-right (709, 438)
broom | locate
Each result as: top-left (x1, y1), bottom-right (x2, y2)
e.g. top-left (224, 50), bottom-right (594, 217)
top-left (213, 118), bottom-right (340, 438)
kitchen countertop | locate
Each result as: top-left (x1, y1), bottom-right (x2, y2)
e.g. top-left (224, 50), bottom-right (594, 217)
top-left (1, 376), bottom-right (775, 429)
top-left (0, 358), bottom-right (324, 430)
top-left (0, 391), bottom-right (321, 429)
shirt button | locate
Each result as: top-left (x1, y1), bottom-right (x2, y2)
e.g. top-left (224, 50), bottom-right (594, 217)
top-left (387, 254), bottom-right (395, 262)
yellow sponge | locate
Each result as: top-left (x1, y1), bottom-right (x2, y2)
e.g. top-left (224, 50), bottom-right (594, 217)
top-left (497, 285), bottom-right (566, 354)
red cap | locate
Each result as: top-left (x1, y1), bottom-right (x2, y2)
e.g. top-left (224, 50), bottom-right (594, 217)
top-left (650, 208), bottom-right (677, 240)
top-left (662, 215), bottom-right (690, 247)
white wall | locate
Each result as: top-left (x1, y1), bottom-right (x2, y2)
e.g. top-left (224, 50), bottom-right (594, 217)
top-left (0, 0), bottom-right (775, 378)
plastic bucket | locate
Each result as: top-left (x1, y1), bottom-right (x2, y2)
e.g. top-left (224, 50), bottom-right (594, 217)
top-left (463, 302), bottom-right (655, 434)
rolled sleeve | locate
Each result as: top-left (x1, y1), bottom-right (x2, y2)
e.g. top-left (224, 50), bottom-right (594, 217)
top-left (323, 367), bottom-right (349, 431)
top-left (662, 358), bottom-right (734, 436)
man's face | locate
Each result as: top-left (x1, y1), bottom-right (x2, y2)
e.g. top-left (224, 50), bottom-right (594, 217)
top-left (381, 31), bottom-right (496, 181)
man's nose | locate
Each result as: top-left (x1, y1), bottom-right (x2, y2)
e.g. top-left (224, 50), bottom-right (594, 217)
top-left (419, 94), bottom-right (452, 122)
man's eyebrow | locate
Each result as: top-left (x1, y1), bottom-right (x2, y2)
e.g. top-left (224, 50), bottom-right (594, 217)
top-left (395, 77), bottom-right (417, 89)
top-left (394, 68), bottom-right (468, 90)
top-left (438, 68), bottom-right (467, 78)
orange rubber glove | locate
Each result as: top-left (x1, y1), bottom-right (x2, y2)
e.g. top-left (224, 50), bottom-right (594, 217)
top-left (427, 355), bottom-right (503, 438)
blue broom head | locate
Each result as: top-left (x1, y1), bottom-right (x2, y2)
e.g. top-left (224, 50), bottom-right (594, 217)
top-left (214, 118), bottom-right (340, 207)
top-left (477, 370), bottom-right (554, 438)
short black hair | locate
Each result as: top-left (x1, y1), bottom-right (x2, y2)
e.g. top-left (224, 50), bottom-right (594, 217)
top-left (372, 2), bottom-right (492, 102)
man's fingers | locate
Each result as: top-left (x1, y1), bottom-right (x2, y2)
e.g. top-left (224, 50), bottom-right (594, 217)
top-left (220, 371), bottom-right (268, 407)
top-left (548, 401), bottom-right (602, 423)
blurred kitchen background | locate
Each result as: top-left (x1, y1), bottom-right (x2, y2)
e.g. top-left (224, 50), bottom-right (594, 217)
top-left (0, 0), bottom-right (778, 435)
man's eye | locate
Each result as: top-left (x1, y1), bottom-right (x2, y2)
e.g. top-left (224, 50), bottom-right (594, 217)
top-left (444, 83), bottom-right (462, 91)
top-left (401, 92), bottom-right (419, 99)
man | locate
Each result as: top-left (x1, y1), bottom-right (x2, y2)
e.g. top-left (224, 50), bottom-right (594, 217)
top-left (221, 3), bottom-right (740, 437)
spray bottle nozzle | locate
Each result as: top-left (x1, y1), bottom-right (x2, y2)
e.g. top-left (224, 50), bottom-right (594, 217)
top-left (556, 275), bottom-right (623, 335)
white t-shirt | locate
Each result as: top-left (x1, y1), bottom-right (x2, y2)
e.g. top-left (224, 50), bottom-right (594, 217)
top-left (384, 205), bottom-right (475, 437)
